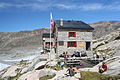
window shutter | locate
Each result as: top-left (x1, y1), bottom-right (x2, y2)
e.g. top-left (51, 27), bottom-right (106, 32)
top-left (74, 42), bottom-right (77, 47)
top-left (68, 32), bottom-right (70, 37)
top-left (74, 32), bottom-right (76, 37)
top-left (67, 42), bottom-right (70, 47)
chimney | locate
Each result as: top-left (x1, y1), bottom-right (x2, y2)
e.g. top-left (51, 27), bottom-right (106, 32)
top-left (60, 18), bottom-right (63, 27)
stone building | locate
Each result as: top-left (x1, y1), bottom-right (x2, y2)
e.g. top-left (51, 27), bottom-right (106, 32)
top-left (53, 20), bottom-right (94, 56)
top-left (42, 33), bottom-right (54, 51)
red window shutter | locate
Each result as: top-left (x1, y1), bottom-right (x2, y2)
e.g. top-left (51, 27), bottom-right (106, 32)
top-left (74, 32), bottom-right (76, 37)
top-left (74, 42), bottom-right (77, 47)
top-left (67, 42), bottom-right (70, 47)
top-left (68, 32), bottom-right (70, 37)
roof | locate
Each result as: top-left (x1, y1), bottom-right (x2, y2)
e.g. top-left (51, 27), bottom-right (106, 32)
top-left (42, 33), bottom-right (53, 38)
top-left (54, 20), bottom-right (94, 30)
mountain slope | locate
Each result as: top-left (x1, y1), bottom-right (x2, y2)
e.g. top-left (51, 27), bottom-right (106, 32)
top-left (0, 28), bottom-right (49, 59)
top-left (90, 21), bottom-right (120, 39)
top-left (93, 28), bottom-right (120, 57)
top-left (0, 28), bottom-right (49, 51)
top-left (0, 21), bottom-right (120, 59)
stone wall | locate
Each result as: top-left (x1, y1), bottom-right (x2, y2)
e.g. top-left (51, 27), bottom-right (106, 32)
top-left (57, 31), bottom-right (93, 55)
top-left (57, 31), bottom-right (92, 41)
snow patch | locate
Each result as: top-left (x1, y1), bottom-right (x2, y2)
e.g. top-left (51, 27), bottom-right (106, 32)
top-left (0, 63), bottom-right (10, 71)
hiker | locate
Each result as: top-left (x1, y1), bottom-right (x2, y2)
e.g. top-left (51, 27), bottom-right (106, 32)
top-left (73, 66), bottom-right (78, 74)
top-left (60, 61), bottom-right (64, 68)
top-left (99, 62), bottom-right (107, 73)
top-left (72, 51), bottom-right (77, 57)
top-left (64, 52), bottom-right (68, 61)
top-left (66, 66), bottom-right (75, 76)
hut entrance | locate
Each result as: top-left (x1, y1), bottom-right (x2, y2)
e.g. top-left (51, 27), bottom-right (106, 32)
top-left (86, 42), bottom-right (91, 51)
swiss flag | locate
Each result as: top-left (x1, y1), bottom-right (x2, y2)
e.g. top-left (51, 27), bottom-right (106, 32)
top-left (50, 12), bottom-right (54, 29)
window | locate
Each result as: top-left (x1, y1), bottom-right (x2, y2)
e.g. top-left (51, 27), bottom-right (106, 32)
top-left (45, 42), bottom-right (53, 46)
top-left (86, 42), bottom-right (91, 50)
top-left (67, 41), bottom-right (77, 47)
top-left (59, 41), bottom-right (64, 46)
top-left (68, 32), bottom-right (76, 37)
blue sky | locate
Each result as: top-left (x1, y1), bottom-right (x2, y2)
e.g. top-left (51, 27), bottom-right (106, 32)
top-left (0, 0), bottom-right (120, 32)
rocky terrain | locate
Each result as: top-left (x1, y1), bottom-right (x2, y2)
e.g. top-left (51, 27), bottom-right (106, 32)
top-left (90, 21), bottom-right (120, 39)
top-left (0, 21), bottom-right (120, 80)
top-left (93, 28), bottom-right (120, 58)
top-left (0, 21), bottom-right (120, 60)
top-left (0, 21), bottom-right (120, 58)
top-left (0, 28), bottom-right (49, 59)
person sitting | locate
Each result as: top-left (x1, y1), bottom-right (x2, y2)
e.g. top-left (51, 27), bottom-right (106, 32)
top-left (64, 54), bottom-right (68, 61)
top-left (73, 66), bottom-right (78, 74)
top-left (72, 51), bottom-right (77, 57)
top-left (99, 62), bottom-right (107, 73)
top-left (102, 62), bottom-right (107, 71)
top-left (60, 61), bottom-right (64, 68)
top-left (66, 66), bottom-right (75, 77)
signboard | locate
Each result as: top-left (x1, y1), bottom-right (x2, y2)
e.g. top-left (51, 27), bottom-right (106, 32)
top-left (79, 44), bottom-right (85, 47)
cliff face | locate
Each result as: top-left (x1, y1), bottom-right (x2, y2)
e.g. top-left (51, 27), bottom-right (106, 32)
top-left (90, 21), bottom-right (120, 39)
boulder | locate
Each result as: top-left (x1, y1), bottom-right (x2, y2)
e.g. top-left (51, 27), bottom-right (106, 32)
top-left (46, 60), bottom-right (57, 67)
top-left (20, 67), bottom-right (28, 74)
top-left (2, 65), bottom-right (21, 78)
top-left (18, 69), bottom-right (56, 80)
top-left (18, 70), bottom-right (40, 80)
top-left (34, 61), bottom-right (47, 70)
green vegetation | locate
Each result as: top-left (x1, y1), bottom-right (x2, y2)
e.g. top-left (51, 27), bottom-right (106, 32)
top-left (98, 49), bottom-right (111, 53)
top-left (6, 73), bottom-right (23, 80)
top-left (16, 60), bottom-right (30, 67)
top-left (39, 75), bottom-right (55, 80)
top-left (51, 64), bottom-right (63, 71)
top-left (80, 71), bottom-right (120, 80)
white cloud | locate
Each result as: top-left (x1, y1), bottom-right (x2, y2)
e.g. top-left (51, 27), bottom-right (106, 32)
top-left (0, 3), bottom-right (11, 8)
top-left (56, 4), bottom-right (76, 9)
top-left (0, 1), bottom-right (120, 11)
top-left (79, 4), bottom-right (103, 10)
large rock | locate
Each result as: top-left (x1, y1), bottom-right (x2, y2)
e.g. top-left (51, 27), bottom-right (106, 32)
top-left (34, 61), bottom-right (47, 70)
top-left (103, 56), bottom-right (120, 75)
top-left (49, 68), bottom-right (81, 80)
top-left (93, 28), bottom-right (120, 57)
top-left (18, 69), bottom-right (56, 80)
top-left (46, 60), bottom-right (57, 67)
top-left (18, 70), bottom-right (40, 80)
top-left (20, 67), bottom-right (28, 74)
top-left (79, 56), bottom-right (120, 75)
top-left (2, 65), bottom-right (21, 78)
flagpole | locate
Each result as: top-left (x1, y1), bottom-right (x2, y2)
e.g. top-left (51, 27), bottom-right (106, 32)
top-left (49, 12), bottom-right (52, 62)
